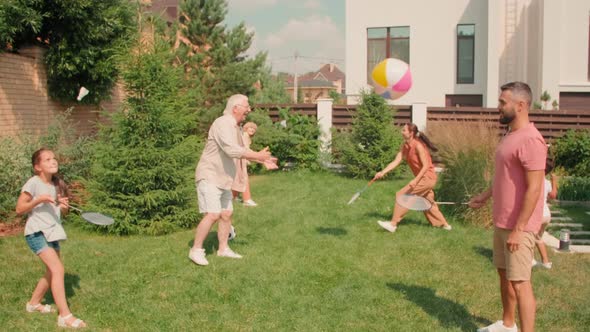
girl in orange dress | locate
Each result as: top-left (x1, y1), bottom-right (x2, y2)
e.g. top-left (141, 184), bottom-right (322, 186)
top-left (374, 123), bottom-right (452, 233)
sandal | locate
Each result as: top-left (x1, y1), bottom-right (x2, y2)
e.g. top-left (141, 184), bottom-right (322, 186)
top-left (26, 302), bottom-right (54, 313)
top-left (57, 313), bottom-right (86, 329)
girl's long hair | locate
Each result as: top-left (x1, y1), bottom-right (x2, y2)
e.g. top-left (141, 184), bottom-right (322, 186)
top-left (32, 148), bottom-right (69, 198)
top-left (405, 123), bottom-right (438, 152)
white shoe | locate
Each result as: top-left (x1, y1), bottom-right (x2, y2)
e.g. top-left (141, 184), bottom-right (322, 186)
top-left (477, 320), bottom-right (517, 332)
top-left (26, 302), bottom-right (53, 313)
top-left (377, 220), bottom-right (397, 233)
top-left (533, 259), bottom-right (552, 269)
top-left (217, 248), bottom-right (243, 259)
top-left (442, 224), bottom-right (452, 231)
top-left (228, 226), bottom-right (236, 240)
top-left (189, 248), bottom-right (209, 266)
top-left (243, 199), bottom-right (257, 207)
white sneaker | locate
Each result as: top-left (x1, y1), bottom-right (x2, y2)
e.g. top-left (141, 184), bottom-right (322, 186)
top-left (377, 220), bottom-right (397, 233)
top-left (477, 320), bottom-right (517, 332)
top-left (533, 259), bottom-right (552, 269)
top-left (442, 224), bottom-right (452, 231)
top-left (243, 199), bottom-right (257, 207)
top-left (217, 248), bottom-right (243, 259)
top-left (228, 226), bottom-right (236, 240)
top-left (189, 248), bottom-right (209, 266)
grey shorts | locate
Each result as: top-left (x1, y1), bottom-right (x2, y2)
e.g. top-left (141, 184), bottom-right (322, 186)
top-left (196, 180), bottom-right (233, 214)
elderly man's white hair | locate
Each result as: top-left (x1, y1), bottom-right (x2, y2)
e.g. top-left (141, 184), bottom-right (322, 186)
top-left (223, 94), bottom-right (248, 115)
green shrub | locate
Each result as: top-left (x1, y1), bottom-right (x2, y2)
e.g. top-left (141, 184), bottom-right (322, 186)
top-left (331, 91), bottom-right (404, 178)
top-left (558, 177), bottom-right (590, 201)
top-left (0, 112), bottom-right (94, 222)
top-left (552, 129), bottom-right (590, 177)
top-left (429, 121), bottom-right (499, 227)
top-left (86, 33), bottom-right (202, 235)
top-left (247, 107), bottom-right (321, 170)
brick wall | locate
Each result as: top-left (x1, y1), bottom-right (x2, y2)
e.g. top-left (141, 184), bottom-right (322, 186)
top-left (0, 45), bottom-right (124, 138)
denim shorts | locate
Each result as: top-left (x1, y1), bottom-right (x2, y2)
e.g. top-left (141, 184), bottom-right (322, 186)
top-left (25, 231), bottom-right (60, 255)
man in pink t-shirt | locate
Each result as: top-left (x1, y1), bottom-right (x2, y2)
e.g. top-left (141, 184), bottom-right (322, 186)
top-left (470, 82), bottom-right (546, 332)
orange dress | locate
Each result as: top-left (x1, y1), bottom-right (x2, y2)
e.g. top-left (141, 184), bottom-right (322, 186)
top-left (398, 139), bottom-right (447, 227)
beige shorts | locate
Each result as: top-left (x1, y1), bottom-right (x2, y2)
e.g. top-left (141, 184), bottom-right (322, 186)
top-left (196, 180), bottom-right (233, 214)
top-left (493, 227), bottom-right (536, 281)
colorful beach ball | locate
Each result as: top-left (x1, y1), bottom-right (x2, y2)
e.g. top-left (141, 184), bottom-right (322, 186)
top-left (371, 58), bottom-right (412, 100)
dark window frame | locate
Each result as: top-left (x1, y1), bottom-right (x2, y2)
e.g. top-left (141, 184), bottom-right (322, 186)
top-left (457, 24), bottom-right (475, 84)
top-left (367, 26), bottom-right (410, 83)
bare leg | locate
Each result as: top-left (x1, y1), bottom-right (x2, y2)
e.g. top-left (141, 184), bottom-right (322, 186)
top-left (512, 280), bottom-right (536, 332)
top-left (37, 249), bottom-right (86, 327)
top-left (242, 181), bottom-right (252, 201)
top-left (536, 241), bottom-right (550, 264)
top-left (193, 213), bottom-right (220, 249)
top-left (217, 210), bottom-right (233, 252)
top-left (28, 267), bottom-right (51, 307)
top-left (498, 268), bottom-right (517, 328)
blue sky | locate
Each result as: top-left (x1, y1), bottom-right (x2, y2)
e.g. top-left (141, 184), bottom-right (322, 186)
top-left (225, 0), bottom-right (345, 75)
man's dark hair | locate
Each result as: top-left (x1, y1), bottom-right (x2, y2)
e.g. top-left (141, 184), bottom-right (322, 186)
top-left (500, 81), bottom-right (532, 107)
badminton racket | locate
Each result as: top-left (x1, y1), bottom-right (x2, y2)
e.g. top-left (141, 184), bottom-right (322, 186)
top-left (396, 194), bottom-right (468, 211)
top-left (347, 179), bottom-right (376, 205)
top-left (67, 204), bottom-right (114, 225)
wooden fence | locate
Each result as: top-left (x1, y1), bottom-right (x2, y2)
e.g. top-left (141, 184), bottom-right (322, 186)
top-left (255, 103), bottom-right (590, 142)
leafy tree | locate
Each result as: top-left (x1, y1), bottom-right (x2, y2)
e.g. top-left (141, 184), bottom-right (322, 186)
top-left (87, 28), bottom-right (201, 235)
top-left (0, 0), bottom-right (135, 103)
top-left (249, 66), bottom-right (292, 104)
top-left (328, 90), bottom-right (342, 104)
top-left (332, 92), bottom-right (404, 178)
top-left (171, 0), bottom-right (266, 133)
top-left (247, 108), bottom-right (321, 170)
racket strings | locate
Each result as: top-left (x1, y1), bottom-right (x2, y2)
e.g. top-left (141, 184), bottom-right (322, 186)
top-left (396, 194), bottom-right (433, 211)
top-left (81, 212), bottom-right (114, 225)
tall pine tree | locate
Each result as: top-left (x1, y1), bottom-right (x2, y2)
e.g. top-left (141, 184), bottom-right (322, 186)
top-left (172, 0), bottom-right (267, 133)
top-left (87, 21), bottom-right (201, 235)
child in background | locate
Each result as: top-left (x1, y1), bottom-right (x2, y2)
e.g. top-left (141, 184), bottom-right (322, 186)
top-left (16, 148), bottom-right (86, 328)
top-left (533, 158), bottom-right (558, 269)
top-left (232, 122), bottom-right (278, 207)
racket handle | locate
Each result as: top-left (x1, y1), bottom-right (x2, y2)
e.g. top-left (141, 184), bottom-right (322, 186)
top-left (64, 204), bottom-right (83, 213)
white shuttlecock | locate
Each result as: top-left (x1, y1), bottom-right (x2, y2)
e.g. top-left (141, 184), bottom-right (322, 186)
top-left (76, 87), bottom-right (89, 101)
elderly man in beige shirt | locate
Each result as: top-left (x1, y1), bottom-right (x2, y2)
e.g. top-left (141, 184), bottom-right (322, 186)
top-left (189, 94), bottom-right (271, 266)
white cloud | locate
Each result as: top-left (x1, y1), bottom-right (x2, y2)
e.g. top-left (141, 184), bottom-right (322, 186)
top-left (226, 0), bottom-right (278, 12)
top-left (264, 15), bottom-right (340, 46)
top-left (302, 0), bottom-right (321, 10)
top-left (261, 15), bottom-right (344, 73)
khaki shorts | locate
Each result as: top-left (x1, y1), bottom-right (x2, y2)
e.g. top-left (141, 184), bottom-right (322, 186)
top-left (196, 180), bottom-right (233, 214)
top-left (493, 227), bottom-right (535, 281)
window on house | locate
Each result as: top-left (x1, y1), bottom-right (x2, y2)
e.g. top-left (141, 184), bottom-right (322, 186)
top-left (457, 24), bottom-right (475, 84)
top-left (588, 14), bottom-right (590, 80)
top-left (367, 26), bottom-right (410, 83)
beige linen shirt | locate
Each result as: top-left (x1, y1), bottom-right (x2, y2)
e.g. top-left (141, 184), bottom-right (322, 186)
top-left (195, 115), bottom-right (247, 190)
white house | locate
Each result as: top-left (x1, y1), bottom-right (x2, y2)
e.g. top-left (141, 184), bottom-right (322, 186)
top-left (345, 0), bottom-right (590, 109)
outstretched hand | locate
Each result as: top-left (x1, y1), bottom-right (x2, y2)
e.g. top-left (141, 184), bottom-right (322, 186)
top-left (263, 157), bottom-right (279, 170)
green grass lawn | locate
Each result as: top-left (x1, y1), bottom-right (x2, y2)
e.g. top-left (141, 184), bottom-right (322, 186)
top-left (1, 171), bottom-right (589, 331)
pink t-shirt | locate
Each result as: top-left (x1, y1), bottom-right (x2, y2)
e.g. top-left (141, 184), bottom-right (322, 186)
top-left (492, 123), bottom-right (547, 232)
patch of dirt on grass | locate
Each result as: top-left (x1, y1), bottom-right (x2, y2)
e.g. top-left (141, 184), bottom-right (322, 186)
top-left (0, 217), bottom-right (24, 237)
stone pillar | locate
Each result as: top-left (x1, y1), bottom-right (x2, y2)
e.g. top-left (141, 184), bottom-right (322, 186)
top-left (316, 98), bottom-right (333, 153)
top-left (411, 102), bottom-right (427, 132)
